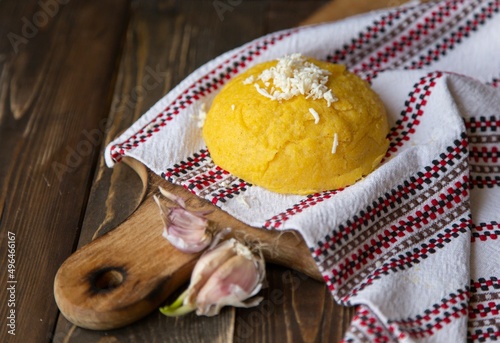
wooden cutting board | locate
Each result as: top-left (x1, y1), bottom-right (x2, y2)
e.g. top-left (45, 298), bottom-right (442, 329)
top-left (54, 159), bottom-right (321, 330)
top-left (54, 0), bottom-right (412, 331)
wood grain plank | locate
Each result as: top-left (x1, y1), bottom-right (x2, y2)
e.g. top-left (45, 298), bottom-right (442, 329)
top-left (0, 0), bottom-right (129, 342)
top-left (233, 265), bottom-right (356, 343)
top-left (300, 0), bottom-right (407, 26)
top-left (266, 0), bottom-right (329, 31)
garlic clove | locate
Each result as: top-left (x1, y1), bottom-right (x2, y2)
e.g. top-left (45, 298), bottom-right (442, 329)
top-left (160, 238), bottom-right (266, 317)
top-left (185, 238), bottom-right (238, 305)
top-left (158, 186), bottom-right (186, 208)
top-left (154, 188), bottom-right (212, 254)
top-left (163, 229), bottom-right (212, 254)
top-left (166, 225), bottom-right (206, 244)
top-left (169, 208), bottom-right (208, 230)
top-left (195, 250), bottom-right (265, 316)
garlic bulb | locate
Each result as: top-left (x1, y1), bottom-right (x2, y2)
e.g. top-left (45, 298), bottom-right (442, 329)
top-left (160, 238), bottom-right (266, 316)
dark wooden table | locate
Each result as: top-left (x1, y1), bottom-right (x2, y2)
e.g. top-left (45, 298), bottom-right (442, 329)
top-left (0, 1), bottom-right (402, 341)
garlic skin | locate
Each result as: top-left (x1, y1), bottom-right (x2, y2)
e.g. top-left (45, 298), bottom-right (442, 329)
top-left (154, 187), bottom-right (212, 254)
top-left (160, 238), bottom-right (266, 317)
top-left (195, 246), bottom-right (265, 316)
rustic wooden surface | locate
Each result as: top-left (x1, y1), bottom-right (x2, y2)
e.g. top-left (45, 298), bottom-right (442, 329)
top-left (0, 0), bottom-right (406, 341)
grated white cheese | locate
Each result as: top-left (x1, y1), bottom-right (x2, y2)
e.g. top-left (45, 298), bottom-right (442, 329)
top-left (331, 133), bottom-right (338, 154)
top-left (237, 195), bottom-right (251, 208)
top-left (196, 103), bottom-right (207, 128)
top-left (309, 108), bottom-right (320, 124)
top-left (231, 104), bottom-right (235, 111)
top-left (254, 83), bottom-right (275, 100)
top-left (324, 89), bottom-right (336, 107)
top-left (243, 75), bottom-right (255, 85)
top-left (245, 53), bottom-right (338, 106)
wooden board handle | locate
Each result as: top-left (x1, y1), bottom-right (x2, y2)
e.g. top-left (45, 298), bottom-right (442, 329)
top-left (54, 161), bottom-right (320, 330)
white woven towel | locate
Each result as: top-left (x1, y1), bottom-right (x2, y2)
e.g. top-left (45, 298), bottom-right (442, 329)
top-left (105, 0), bottom-right (500, 341)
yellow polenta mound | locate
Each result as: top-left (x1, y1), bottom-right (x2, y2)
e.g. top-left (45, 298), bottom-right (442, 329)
top-left (202, 55), bottom-right (389, 195)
